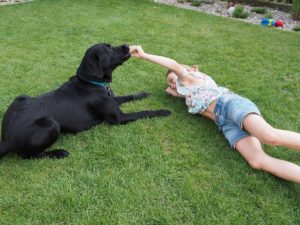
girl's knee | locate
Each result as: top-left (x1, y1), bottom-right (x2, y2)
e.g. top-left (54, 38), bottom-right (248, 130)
top-left (247, 152), bottom-right (269, 170)
top-left (248, 156), bottom-right (264, 170)
top-left (259, 128), bottom-right (281, 146)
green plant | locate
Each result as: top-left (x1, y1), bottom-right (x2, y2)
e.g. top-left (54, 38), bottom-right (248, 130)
top-left (292, 0), bottom-right (300, 20)
top-left (191, 0), bottom-right (203, 6)
top-left (251, 7), bottom-right (268, 14)
top-left (202, 0), bottom-right (216, 3)
top-left (232, 5), bottom-right (249, 19)
top-left (293, 25), bottom-right (300, 31)
top-left (264, 12), bottom-right (274, 19)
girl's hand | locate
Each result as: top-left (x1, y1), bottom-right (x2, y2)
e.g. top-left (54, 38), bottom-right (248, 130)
top-left (190, 65), bottom-right (199, 72)
top-left (129, 45), bottom-right (145, 59)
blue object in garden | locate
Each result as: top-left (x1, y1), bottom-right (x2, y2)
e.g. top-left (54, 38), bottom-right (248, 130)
top-left (261, 18), bottom-right (284, 27)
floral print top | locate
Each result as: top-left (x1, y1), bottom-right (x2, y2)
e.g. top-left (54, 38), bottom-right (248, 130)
top-left (176, 69), bottom-right (229, 114)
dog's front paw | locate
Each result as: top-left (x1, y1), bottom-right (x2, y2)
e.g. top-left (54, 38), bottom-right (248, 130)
top-left (46, 149), bottom-right (70, 159)
top-left (157, 109), bottom-right (171, 117)
top-left (136, 92), bottom-right (151, 99)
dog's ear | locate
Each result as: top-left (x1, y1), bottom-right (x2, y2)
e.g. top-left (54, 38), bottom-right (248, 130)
top-left (76, 48), bottom-right (104, 82)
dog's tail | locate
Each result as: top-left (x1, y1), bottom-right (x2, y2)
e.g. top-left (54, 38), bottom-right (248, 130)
top-left (0, 141), bottom-right (10, 158)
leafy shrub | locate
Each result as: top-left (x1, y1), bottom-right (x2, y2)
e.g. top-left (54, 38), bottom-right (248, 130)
top-left (293, 25), bottom-right (300, 31)
top-left (251, 7), bottom-right (268, 14)
top-left (202, 0), bottom-right (217, 3)
top-left (232, 5), bottom-right (249, 19)
top-left (191, 0), bottom-right (203, 6)
top-left (292, 0), bottom-right (300, 20)
top-left (264, 12), bottom-right (273, 19)
top-left (178, 0), bottom-right (216, 4)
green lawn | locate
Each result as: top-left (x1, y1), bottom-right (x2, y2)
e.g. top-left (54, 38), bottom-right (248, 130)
top-left (0, 0), bottom-right (300, 224)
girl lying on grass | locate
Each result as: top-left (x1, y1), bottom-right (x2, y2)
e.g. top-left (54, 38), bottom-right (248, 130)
top-left (129, 45), bottom-right (300, 184)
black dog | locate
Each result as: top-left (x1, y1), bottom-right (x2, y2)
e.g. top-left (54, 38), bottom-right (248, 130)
top-left (0, 43), bottom-right (170, 159)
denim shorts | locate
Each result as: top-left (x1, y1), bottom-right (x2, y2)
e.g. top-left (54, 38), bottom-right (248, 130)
top-left (214, 93), bottom-right (261, 149)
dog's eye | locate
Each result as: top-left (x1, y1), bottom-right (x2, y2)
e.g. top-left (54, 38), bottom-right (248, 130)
top-left (105, 44), bottom-right (112, 49)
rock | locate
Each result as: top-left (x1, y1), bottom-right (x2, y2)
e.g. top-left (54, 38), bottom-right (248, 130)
top-left (227, 6), bottom-right (235, 16)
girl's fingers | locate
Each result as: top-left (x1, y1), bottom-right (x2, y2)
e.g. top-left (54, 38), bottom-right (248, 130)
top-left (129, 46), bottom-right (139, 53)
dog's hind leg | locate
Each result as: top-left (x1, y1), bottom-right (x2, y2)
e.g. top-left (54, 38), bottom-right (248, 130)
top-left (33, 149), bottom-right (70, 159)
top-left (0, 142), bottom-right (10, 158)
top-left (17, 117), bottom-right (69, 159)
top-left (115, 92), bottom-right (150, 105)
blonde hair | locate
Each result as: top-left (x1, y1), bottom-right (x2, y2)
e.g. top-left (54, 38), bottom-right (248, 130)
top-left (165, 69), bottom-right (173, 77)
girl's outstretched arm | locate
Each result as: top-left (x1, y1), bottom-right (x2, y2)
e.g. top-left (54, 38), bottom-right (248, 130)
top-left (130, 46), bottom-right (186, 80)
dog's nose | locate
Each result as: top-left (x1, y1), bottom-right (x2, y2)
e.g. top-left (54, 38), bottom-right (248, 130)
top-left (122, 44), bottom-right (129, 53)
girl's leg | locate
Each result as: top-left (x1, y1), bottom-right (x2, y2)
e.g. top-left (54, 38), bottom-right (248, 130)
top-left (235, 136), bottom-right (300, 183)
top-left (242, 114), bottom-right (300, 151)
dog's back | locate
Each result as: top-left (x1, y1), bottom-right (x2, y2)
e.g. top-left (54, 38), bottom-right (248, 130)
top-left (0, 78), bottom-right (105, 158)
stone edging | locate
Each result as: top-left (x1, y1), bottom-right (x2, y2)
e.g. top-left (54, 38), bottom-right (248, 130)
top-left (0, 0), bottom-right (33, 6)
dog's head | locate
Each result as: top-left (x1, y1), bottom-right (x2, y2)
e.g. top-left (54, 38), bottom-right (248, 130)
top-left (76, 43), bottom-right (130, 83)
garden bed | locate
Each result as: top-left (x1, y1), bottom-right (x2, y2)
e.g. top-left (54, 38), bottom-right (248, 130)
top-left (0, 0), bottom-right (31, 5)
top-left (154, 0), bottom-right (300, 31)
top-left (232, 0), bottom-right (292, 12)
